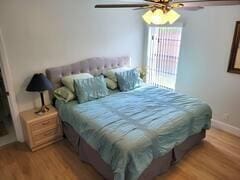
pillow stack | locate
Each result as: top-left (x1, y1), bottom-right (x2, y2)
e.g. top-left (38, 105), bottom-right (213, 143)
top-left (61, 73), bottom-right (93, 92)
top-left (53, 66), bottom-right (143, 104)
top-left (103, 67), bottom-right (142, 92)
top-left (103, 67), bottom-right (132, 90)
top-left (54, 73), bottom-right (109, 104)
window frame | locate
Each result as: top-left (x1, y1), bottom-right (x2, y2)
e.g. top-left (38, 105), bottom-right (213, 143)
top-left (145, 23), bottom-right (183, 90)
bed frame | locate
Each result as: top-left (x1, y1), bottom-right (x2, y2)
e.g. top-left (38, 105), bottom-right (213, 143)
top-left (46, 56), bottom-right (206, 180)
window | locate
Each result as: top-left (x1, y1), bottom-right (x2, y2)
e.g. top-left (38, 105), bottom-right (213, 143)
top-left (146, 26), bottom-right (182, 90)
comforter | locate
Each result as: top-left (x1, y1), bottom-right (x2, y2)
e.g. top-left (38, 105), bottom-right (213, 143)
top-left (56, 85), bottom-right (211, 180)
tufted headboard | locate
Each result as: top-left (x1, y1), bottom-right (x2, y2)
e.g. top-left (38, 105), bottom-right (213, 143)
top-left (46, 56), bottom-right (130, 90)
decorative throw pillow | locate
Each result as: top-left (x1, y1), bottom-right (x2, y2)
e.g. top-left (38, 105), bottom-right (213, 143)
top-left (103, 67), bottom-right (132, 82)
top-left (61, 73), bottom-right (93, 92)
top-left (54, 86), bottom-right (75, 103)
top-left (74, 76), bottom-right (109, 104)
top-left (105, 78), bottom-right (117, 90)
top-left (116, 69), bottom-right (142, 92)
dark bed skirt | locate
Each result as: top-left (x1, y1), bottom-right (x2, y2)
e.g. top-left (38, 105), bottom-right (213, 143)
top-left (63, 122), bottom-right (206, 180)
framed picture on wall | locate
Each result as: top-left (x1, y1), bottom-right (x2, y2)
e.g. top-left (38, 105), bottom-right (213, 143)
top-left (228, 21), bottom-right (240, 74)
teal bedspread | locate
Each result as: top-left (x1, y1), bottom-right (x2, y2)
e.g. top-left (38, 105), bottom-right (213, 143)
top-left (56, 85), bottom-right (212, 180)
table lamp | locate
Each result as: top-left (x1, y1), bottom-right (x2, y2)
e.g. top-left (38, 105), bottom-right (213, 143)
top-left (26, 73), bottom-right (53, 115)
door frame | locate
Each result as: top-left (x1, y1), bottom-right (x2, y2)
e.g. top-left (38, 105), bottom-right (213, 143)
top-left (0, 28), bottom-right (24, 142)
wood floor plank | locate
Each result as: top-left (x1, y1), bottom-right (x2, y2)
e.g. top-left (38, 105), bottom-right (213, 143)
top-left (0, 128), bottom-right (239, 180)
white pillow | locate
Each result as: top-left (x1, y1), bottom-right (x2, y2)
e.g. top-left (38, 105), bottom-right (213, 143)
top-left (61, 73), bottom-right (93, 92)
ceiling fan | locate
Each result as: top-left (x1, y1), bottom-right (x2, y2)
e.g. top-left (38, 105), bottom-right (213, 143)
top-left (95, 0), bottom-right (240, 25)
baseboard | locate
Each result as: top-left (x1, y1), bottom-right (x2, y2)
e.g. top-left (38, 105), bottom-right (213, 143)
top-left (211, 119), bottom-right (240, 137)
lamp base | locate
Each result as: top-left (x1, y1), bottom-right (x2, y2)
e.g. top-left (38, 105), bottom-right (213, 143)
top-left (35, 105), bottom-right (49, 115)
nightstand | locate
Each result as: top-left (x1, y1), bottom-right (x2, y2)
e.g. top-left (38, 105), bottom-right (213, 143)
top-left (20, 105), bottom-right (63, 151)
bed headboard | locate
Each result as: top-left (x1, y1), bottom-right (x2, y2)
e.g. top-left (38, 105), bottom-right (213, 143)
top-left (46, 56), bottom-right (130, 90)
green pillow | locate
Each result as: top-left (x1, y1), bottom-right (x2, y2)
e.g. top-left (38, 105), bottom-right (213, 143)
top-left (105, 78), bottom-right (117, 90)
top-left (74, 76), bottom-right (109, 104)
top-left (54, 86), bottom-right (75, 102)
top-left (61, 73), bottom-right (93, 92)
top-left (103, 67), bottom-right (132, 82)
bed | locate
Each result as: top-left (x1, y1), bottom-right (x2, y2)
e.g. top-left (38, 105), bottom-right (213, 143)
top-left (46, 56), bottom-right (212, 180)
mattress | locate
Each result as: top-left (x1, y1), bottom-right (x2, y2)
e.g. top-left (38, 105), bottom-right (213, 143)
top-left (56, 85), bottom-right (212, 180)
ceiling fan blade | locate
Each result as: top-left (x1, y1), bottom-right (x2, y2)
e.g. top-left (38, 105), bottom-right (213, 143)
top-left (175, 0), bottom-right (240, 7)
top-left (95, 3), bottom-right (150, 8)
top-left (179, 6), bottom-right (204, 10)
top-left (144, 0), bottom-right (161, 2)
top-left (133, 6), bottom-right (151, 10)
top-left (171, 2), bottom-right (184, 8)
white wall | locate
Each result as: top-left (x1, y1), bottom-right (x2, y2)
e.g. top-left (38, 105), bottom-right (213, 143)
top-left (0, 0), bottom-right (144, 111)
top-left (176, 6), bottom-right (240, 128)
top-left (1, 0), bottom-right (240, 135)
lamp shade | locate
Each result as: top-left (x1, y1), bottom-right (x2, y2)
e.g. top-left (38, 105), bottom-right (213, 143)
top-left (26, 73), bottom-right (53, 92)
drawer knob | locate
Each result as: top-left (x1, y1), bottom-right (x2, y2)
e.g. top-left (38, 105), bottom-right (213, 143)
top-left (42, 121), bottom-right (50, 125)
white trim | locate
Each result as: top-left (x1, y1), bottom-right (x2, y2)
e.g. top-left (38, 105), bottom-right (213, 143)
top-left (212, 119), bottom-right (240, 137)
top-left (0, 29), bottom-right (24, 142)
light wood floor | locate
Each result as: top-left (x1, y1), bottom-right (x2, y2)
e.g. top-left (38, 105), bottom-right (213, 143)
top-left (0, 128), bottom-right (240, 180)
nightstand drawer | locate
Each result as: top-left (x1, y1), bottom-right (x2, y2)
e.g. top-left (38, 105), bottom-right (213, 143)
top-left (31, 116), bottom-right (58, 133)
top-left (33, 127), bottom-right (61, 146)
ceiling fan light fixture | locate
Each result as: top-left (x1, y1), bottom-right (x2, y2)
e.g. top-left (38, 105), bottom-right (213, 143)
top-left (142, 8), bottom-right (180, 25)
top-left (142, 10), bottom-right (154, 24)
top-left (166, 9), bottom-right (180, 24)
top-left (151, 9), bottom-right (168, 25)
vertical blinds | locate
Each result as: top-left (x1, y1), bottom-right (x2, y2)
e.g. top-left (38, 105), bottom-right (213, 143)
top-left (146, 26), bottom-right (182, 90)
